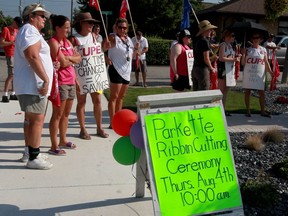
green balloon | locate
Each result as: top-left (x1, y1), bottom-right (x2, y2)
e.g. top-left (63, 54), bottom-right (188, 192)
top-left (113, 136), bottom-right (142, 165)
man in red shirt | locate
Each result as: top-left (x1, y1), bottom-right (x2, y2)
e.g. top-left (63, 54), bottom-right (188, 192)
top-left (0, 17), bottom-right (23, 103)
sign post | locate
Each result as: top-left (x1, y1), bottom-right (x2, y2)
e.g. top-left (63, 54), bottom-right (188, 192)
top-left (136, 90), bottom-right (244, 216)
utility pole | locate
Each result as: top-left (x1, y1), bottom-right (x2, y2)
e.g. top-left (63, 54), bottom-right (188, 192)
top-left (19, 0), bottom-right (23, 17)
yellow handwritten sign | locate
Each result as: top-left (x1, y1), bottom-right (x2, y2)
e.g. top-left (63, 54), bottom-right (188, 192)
top-left (144, 106), bottom-right (242, 216)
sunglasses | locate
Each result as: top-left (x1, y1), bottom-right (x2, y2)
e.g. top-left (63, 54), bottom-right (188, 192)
top-left (34, 13), bottom-right (47, 19)
top-left (118, 26), bottom-right (127, 30)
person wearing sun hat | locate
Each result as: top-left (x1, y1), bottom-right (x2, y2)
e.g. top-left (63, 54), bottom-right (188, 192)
top-left (69, 12), bottom-right (109, 140)
top-left (192, 20), bottom-right (218, 91)
top-left (13, 3), bottom-right (53, 169)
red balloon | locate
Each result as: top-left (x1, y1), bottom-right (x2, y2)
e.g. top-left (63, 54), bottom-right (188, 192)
top-left (112, 109), bottom-right (138, 136)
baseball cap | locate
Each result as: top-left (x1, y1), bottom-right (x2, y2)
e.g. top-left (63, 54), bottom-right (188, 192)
top-left (22, 4), bottom-right (51, 20)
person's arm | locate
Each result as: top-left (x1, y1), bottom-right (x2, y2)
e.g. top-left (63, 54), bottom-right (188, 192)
top-left (241, 48), bottom-right (247, 66)
top-left (264, 53), bottom-right (273, 76)
top-left (170, 44), bottom-right (181, 79)
top-left (24, 40), bottom-right (49, 95)
top-left (204, 50), bottom-right (215, 71)
top-left (219, 44), bottom-right (237, 62)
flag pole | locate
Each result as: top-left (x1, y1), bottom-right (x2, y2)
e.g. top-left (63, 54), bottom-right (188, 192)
top-left (125, 0), bottom-right (142, 73)
top-left (126, 0), bottom-right (136, 38)
top-left (95, 0), bottom-right (109, 41)
top-left (190, 4), bottom-right (199, 24)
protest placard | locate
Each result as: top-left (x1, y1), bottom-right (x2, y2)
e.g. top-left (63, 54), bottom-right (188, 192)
top-left (144, 106), bottom-right (242, 215)
top-left (75, 43), bottom-right (109, 94)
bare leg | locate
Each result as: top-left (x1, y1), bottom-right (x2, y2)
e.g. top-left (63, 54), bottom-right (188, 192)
top-left (59, 99), bottom-right (74, 145)
top-left (91, 92), bottom-right (108, 137)
top-left (108, 83), bottom-right (123, 125)
top-left (258, 90), bottom-right (266, 114)
top-left (218, 79), bottom-right (228, 109)
top-left (135, 72), bottom-right (140, 85)
top-left (244, 89), bottom-right (251, 115)
top-left (25, 112), bottom-right (45, 149)
top-left (76, 85), bottom-right (90, 139)
top-left (49, 101), bottom-right (66, 150)
top-left (115, 84), bottom-right (129, 112)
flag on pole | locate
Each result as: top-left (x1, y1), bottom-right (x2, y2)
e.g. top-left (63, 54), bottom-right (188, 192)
top-left (119, 0), bottom-right (129, 18)
top-left (89, 0), bottom-right (100, 11)
top-left (180, 0), bottom-right (192, 30)
top-left (270, 52), bottom-right (280, 91)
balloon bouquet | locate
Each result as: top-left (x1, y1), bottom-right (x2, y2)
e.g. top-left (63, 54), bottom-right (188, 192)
top-left (112, 109), bottom-right (145, 165)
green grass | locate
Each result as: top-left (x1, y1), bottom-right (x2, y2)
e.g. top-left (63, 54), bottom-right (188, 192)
top-left (104, 87), bottom-right (260, 113)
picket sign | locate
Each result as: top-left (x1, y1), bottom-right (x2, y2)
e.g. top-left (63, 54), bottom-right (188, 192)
top-left (135, 90), bottom-right (244, 216)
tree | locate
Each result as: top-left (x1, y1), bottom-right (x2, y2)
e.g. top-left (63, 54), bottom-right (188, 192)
top-left (76, 0), bottom-right (203, 38)
top-left (264, 0), bottom-right (288, 83)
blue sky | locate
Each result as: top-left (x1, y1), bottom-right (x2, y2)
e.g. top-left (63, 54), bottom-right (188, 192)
top-left (1, 0), bottom-right (219, 19)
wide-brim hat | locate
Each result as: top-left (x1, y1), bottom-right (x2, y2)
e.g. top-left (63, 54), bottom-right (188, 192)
top-left (196, 20), bottom-right (217, 36)
top-left (22, 4), bottom-right (51, 19)
top-left (72, 12), bottom-right (100, 26)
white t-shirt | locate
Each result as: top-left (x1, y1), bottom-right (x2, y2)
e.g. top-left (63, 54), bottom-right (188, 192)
top-left (108, 35), bottom-right (134, 81)
top-left (132, 36), bottom-right (148, 60)
top-left (264, 41), bottom-right (276, 60)
top-left (14, 23), bottom-right (53, 96)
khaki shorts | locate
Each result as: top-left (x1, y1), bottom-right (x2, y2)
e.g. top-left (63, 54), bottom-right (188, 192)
top-left (18, 95), bottom-right (47, 114)
top-left (59, 84), bottom-right (76, 100)
top-left (6, 56), bottom-right (14, 76)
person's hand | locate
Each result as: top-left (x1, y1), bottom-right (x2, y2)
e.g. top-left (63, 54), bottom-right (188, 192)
top-left (103, 40), bottom-right (111, 51)
top-left (210, 67), bottom-right (216, 73)
top-left (53, 61), bottom-right (60, 70)
top-left (38, 81), bottom-right (49, 96)
top-left (174, 73), bottom-right (179, 80)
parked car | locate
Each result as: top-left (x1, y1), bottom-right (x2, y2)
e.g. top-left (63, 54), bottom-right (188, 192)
top-left (274, 35), bottom-right (288, 69)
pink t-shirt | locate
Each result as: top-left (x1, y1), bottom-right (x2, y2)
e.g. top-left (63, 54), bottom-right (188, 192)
top-left (50, 37), bottom-right (76, 85)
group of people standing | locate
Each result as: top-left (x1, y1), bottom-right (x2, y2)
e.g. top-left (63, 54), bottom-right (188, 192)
top-left (3, 3), bottom-right (143, 170)
top-left (170, 19), bottom-right (274, 118)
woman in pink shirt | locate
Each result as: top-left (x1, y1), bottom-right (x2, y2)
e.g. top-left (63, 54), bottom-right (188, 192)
top-left (48, 14), bottom-right (81, 155)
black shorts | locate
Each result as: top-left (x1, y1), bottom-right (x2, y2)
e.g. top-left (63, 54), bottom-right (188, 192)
top-left (171, 75), bottom-right (191, 91)
top-left (108, 65), bottom-right (130, 85)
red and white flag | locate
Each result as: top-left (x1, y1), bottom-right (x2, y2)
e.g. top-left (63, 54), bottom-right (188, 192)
top-left (119, 0), bottom-right (129, 18)
top-left (89, 0), bottom-right (100, 11)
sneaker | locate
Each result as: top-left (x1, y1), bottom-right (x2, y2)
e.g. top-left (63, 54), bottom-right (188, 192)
top-left (20, 153), bottom-right (49, 163)
top-left (2, 95), bottom-right (9, 103)
top-left (19, 153), bottom-right (29, 163)
top-left (9, 95), bottom-right (18, 100)
top-left (26, 156), bottom-right (53, 170)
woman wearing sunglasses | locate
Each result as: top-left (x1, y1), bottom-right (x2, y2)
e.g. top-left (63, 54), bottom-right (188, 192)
top-left (104, 18), bottom-right (139, 129)
top-left (217, 30), bottom-right (240, 116)
top-left (241, 32), bottom-right (273, 118)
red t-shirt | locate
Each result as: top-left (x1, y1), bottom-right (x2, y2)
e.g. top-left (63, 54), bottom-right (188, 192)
top-left (1, 26), bottom-right (18, 57)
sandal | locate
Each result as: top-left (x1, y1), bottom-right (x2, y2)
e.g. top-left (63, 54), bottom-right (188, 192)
top-left (79, 131), bottom-right (91, 140)
top-left (245, 113), bottom-right (251, 117)
top-left (96, 131), bottom-right (109, 138)
top-left (59, 142), bottom-right (77, 149)
top-left (261, 112), bottom-right (271, 118)
top-left (48, 148), bottom-right (66, 156)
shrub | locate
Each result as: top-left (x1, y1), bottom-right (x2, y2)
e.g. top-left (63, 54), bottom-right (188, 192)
top-left (241, 177), bottom-right (278, 207)
top-left (146, 37), bottom-right (172, 65)
top-left (245, 134), bottom-right (265, 151)
top-left (271, 159), bottom-right (288, 179)
top-left (261, 128), bottom-right (285, 143)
